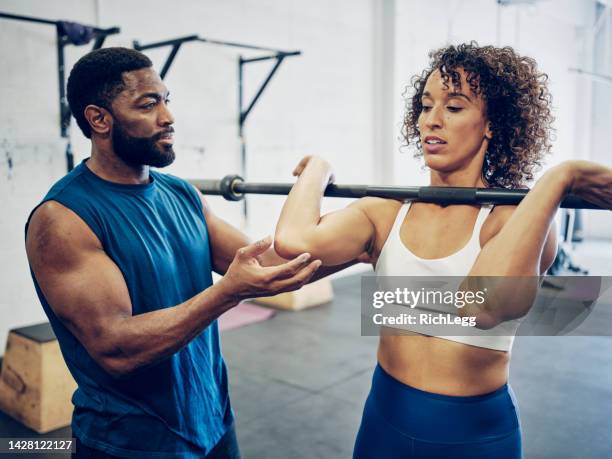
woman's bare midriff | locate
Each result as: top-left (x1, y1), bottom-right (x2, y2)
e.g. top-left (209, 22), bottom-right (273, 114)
top-left (377, 333), bottom-right (510, 396)
top-left (367, 200), bottom-right (513, 397)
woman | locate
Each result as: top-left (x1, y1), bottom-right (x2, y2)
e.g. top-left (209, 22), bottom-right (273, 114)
top-left (274, 43), bottom-right (612, 458)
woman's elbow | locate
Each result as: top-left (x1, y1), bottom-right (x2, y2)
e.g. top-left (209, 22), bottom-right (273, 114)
top-left (274, 231), bottom-right (313, 259)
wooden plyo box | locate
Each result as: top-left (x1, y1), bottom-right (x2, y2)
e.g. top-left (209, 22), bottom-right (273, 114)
top-left (254, 278), bottom-right (334, 311)
top-left (0, 323), bottom-right (77, 433)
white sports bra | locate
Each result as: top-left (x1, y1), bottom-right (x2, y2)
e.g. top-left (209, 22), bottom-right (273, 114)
top-left (375, 202), bottom-right (520, 352)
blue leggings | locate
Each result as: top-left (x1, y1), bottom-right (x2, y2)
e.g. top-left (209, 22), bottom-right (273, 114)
top-left (353, 365), bottom-right (522, 459)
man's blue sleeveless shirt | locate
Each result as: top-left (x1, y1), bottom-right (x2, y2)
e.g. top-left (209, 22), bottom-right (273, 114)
top-left (26, 161), bottom-right (233, 458)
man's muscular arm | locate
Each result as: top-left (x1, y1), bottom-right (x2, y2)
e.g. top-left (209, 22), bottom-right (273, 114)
top-left (26, 201), bottom-right (320, 379)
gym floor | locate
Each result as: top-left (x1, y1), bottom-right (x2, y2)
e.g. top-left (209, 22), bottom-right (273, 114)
top-left (1, 240), bottom-right (612, 459)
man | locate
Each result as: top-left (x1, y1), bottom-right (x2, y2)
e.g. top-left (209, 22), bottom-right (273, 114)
top-left (25, 47), bottom-right (342, 458)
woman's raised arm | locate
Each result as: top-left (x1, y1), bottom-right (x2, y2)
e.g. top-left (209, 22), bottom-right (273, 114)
top-left (274, 156), bottom-right (378, 266)
top-left (462, 160), bottom-right (612, 327)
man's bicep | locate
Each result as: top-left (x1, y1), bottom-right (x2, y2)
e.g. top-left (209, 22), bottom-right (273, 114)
top-left (26, 203), bottom-right (132, 360)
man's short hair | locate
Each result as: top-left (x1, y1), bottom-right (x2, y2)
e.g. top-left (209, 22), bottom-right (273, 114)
top-left (67, 47), bottom-right (153, 138)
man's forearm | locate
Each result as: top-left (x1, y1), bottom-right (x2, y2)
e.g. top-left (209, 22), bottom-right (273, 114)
top-left (310, 259), bottom-right (360, 282)
top-left (259, 244), bottom-right (359, 283)
top-left (102, 279), bottom-right (238, 378)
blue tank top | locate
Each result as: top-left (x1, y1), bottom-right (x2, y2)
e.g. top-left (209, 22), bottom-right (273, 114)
top-left (25, 161), bottom-right (233, 458)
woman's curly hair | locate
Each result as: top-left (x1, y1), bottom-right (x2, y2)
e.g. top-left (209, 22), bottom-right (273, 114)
top-left (403, 42), bottom-right (554, 188)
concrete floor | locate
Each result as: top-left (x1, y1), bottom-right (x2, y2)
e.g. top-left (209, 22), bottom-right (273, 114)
top-left (2, 240), bottom-right (612, 458)
top-left (224, 274), bottom-right (612, 459)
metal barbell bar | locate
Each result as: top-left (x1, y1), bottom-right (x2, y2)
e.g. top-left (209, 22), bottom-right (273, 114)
top-left (188, 175), bottom-right (603, 209)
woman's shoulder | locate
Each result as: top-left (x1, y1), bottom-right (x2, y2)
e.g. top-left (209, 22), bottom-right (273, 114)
top-left (351, 198), bottom-right (404, 257)
top-left (351, 197), bottom-right (403, 221)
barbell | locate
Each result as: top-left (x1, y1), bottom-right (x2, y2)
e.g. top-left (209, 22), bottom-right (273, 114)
top-left (189, 174), bottom-right (603, 209)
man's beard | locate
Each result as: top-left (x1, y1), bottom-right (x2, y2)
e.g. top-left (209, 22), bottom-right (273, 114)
top-left (111, 121), bottom-right (175, 168)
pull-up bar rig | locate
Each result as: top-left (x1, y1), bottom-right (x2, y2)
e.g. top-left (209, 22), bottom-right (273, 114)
top-left (0, 12), bottom-right (120, 171)
top-left (133, 35), bottom-right (301, 219)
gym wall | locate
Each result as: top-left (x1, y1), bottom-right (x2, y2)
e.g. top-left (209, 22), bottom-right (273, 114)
top-left (1, 0), bottom-right (610, 348)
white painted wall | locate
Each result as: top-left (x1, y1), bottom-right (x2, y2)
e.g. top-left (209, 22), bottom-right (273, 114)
top-left (583, 1), bottom-right (612, 239)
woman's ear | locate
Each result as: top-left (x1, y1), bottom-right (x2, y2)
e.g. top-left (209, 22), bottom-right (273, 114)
top-left (84, 105), bottom-right (112, 136)
top-left (484, 121), bottom-right (493, 141)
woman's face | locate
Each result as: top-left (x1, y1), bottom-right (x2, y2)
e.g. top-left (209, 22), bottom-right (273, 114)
top-left (418, 68), bottom-right (492, 177)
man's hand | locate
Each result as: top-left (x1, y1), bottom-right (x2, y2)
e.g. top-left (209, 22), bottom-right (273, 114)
top-left (219, 236), bottom-right (322, 301)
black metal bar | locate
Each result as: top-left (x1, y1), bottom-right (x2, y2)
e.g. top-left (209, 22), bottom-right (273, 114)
top-left (197, 37), bottom-right (295, 54)
top-left (92, 35), bottom-right (106, 50)
top-left (65, 141), bottom-right (74, 172)
top-left (99, 26), bottom-right (120, 34)
top-left (239, 55), bottom-right (281, 64)
top-left (134, 35), bottom-right (294, 54)
top-left (240, 51), bottom-right (301, 64)
top-left (91, 28), bottom-right (119, 50)
top-left (238, 56), bottom-right (244, 137)
top-left (189, 176), bottom-right (604, 210)
top-left (0, 11), bottom-right (59, 26)
top-left (238, 57), bottom-right (247, 218)
top-left (133, 35), bottom-right (198, 51)
top-left (160, 43), bottom-right (182, 80)
top-left (240, 55), bottom-right (285, 125)
top-left (57, 34), bottom-right (69, 138)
